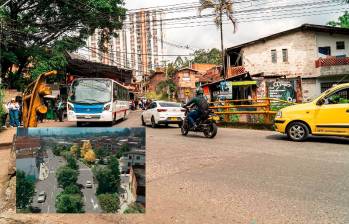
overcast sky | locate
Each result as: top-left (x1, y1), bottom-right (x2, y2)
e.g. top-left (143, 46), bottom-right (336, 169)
top-left (125, 0), bottom-right (347, 59)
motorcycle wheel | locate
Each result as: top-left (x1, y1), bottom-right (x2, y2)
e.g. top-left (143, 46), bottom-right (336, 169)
top-left (204, 123), bottom-right (218, 138)
top-left (181, 120), bottom-right (189, 136)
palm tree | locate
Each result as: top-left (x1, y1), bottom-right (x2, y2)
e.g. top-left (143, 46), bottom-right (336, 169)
top-left (198, 0), bottom-right (236, 79)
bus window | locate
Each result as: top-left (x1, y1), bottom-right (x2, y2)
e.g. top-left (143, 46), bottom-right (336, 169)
top-left (113, 83), bottom-right (118, 100)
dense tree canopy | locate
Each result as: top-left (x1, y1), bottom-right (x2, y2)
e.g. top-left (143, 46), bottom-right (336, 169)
top-left (94, 166), bottom-right (118, 195)
top-left (56, 192), bottom-right (84, 213)
top-left (16, 170), bottom-right (35, 209)
top-left (56, 166), bottom-right (78, 188)
top-left (0, 0), bottom-right (126, 83)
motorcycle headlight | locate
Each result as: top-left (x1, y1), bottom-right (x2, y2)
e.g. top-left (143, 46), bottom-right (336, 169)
top-left (276, 111), bottom-right (282, 118)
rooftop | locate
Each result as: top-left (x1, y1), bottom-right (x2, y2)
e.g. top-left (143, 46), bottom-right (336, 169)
top-left (226, 24), bottom-right (349, 53)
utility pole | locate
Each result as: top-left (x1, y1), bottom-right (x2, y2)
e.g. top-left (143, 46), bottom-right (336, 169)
top-left (219, 1), bottom-right (225, 80)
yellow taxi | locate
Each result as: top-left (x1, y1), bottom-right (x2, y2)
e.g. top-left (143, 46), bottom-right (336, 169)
top-left (274, 83), bottom-right (349, 141)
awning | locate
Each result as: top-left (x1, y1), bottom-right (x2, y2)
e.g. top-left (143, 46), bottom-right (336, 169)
top-left (231, 81), bottom-right (257, 86)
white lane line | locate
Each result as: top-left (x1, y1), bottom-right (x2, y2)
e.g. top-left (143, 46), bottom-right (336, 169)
top-left (47, 205), bottom-right (50, 213)
top-left (51, 191), bottom-right (53, 200)
top-left (84, 195), bottom-right (86, 202)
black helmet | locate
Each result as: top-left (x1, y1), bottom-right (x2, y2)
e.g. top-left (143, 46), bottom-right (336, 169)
top-left (196, 88), bottom-right (204, 96)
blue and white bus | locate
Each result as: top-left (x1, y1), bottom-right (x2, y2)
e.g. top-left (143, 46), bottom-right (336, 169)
top-left (67, 78), bottom-right (130, 126)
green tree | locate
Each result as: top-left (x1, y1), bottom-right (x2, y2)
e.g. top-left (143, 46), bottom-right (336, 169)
top-left (67, 155), bottom-right (79, 170)
top-left (124, 203), bottom-right (145, 214)
top-left (94, 167), bottom-right (118, 195)
top-left (0, 0), bottom-right (126, 82)
top-left (97, 193), bottom-right (120, 213)
top-left (56, 166), bottom-right (78, 189)
top-left (328, 11), bottom-right (349, 28)
top-left (63, 184), bottom-right (81, 195)
top-left (108, 156), bottom-right (121, 186)
top-left (56, 193), bottom-right (84, 213)
top-left (199, 0), bottom-right (236, 78)
top-left (116, 144), bottom-right (130, 159)
top-left (192, 48), bottom-right (222, 65)
top-left (16, 170), bottom-right (35, 209)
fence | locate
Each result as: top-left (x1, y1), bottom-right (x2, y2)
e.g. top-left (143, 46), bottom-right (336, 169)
top-left (209, 98), bottom-right (296, 125)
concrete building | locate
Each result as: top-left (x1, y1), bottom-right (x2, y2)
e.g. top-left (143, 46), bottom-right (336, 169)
top-left (83, 10), bottom-right (166, 86)
top-left (173, 68), bottom-right (200, 102)
top-left (119, 150), bottom-right (145, 174)
top-left (226, 24), bottom-right (349, 102)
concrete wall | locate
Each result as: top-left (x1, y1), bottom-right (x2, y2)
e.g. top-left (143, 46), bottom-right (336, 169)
top-left (316, 33), bottom-right (349, 57)
top-left (242, 31), bottom-right (318, 78)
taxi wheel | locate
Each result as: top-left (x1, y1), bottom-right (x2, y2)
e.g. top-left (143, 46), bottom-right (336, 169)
top-left (141, 116), bottom-right (146, 126)
top-left (151, 116), bottom-right (158, 128)
top-left (287, 122), bottom-right (309, 142)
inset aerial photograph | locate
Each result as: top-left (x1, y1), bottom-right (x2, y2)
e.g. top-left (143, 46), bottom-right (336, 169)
top-left (15, 128), bottom-right (145, 214)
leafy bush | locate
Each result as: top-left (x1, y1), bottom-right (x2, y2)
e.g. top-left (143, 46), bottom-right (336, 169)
top-left (55, 192), bottom-right (84, 213)
top-left (124, 203), bottom-right (145, 214)
top-left (97, 193), bottom-right (120, 213)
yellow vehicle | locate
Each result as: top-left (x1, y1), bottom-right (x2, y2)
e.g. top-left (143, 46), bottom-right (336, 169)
top-left (274, 83), bottom-right (349, 141)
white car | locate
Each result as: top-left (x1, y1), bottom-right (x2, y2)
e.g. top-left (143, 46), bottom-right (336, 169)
top-left (141, 101), bottom-right (185, 128)
top-left (37, 191), bottom-right (46, 203)
top-left (86, 181), bottom-right (93, 188)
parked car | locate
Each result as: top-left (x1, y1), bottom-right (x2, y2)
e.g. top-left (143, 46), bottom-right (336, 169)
top-left (30, 206), bottom-right (42, 213)
top-left (86, 181), bottom-right (93, 188)
top-left (141, 101), bottom-right (186, 128)
top-left (274, 83), bottom-right (349, 141)
top-left (37, 191), bottom-right (46, 203)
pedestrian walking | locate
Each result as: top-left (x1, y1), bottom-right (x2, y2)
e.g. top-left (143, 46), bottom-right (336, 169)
top-left (1, 102), bottom-right (9, 128)
top-left (15, 96), bottom-right (23, 126)
top-left (8, 98), bottom-right (20, 127)
top-left (55, 97), bottom-right (64, 122)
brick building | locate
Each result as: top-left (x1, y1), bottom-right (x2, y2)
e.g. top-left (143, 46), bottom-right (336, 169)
top-left (226, 24), bottom-right (349, 102)
top-left (147, 70), bottom-right (166, 92)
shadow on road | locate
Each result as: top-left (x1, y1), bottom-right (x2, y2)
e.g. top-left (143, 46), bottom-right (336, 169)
top-left (266, 134), bottom-right (349, 145)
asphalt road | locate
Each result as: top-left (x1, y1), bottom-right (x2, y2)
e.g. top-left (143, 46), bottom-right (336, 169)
top-left (33, 148), bottom-right (65, 213)
top-left (30, 111), bottom-right (349, 223)
top-left (77, 161), bottom-right (101, 213)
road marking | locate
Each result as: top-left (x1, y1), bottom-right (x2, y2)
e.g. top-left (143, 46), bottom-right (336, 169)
top-left (84, 195), bottom-right (86, 202)
top-left (51, 191), bottom-right (53, 200)
top-left (47, 205), bottom-right (50, 213)
top-left (91, 198), bottom-right (99, 210)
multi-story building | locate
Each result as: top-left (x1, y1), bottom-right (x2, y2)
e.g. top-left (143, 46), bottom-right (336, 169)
top-left (83, 10), bottom-right (166, 85)
top-left (226, 24), bottom-right (349, 102)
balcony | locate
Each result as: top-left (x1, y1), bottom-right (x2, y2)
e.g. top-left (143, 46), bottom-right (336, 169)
top-left (227, 66), bottom-right (246, 78)
top-left (315, 57), bottom-right (349, 68)
top-left (315, 57), bottom-right (349, 77)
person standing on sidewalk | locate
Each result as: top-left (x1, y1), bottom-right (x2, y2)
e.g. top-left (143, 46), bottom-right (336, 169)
top-left (1, 102), bottom-right (9, 128)
top-left (8, 98), bottom-right (20, 127)
top-left (55, 97), bottom-right (64, 122)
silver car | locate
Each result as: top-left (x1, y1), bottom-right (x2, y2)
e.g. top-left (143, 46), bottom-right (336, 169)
top-left (37, 191), bottom-right (46, 203)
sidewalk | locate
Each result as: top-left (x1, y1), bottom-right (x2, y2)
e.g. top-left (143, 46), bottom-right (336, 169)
top-left (0, 128), bottom-right (16, 147)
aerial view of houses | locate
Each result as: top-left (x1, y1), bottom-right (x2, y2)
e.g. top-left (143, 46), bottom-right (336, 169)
top-left (15, 128), bottom-right (146, 214)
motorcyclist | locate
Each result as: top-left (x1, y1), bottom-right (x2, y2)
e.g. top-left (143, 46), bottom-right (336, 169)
top-left (184, 88), bottom-right (209, 129)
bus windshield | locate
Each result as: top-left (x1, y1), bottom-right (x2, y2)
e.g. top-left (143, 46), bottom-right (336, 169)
top-left (68, 79), bottom-right (112, 104)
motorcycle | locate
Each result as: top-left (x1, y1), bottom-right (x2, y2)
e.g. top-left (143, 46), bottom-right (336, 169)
top-left (181, 107), bottom-right (219, 138)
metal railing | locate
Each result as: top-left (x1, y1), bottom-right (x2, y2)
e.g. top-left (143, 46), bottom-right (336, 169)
top-left (209, 98), bottom-right (296, 125)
